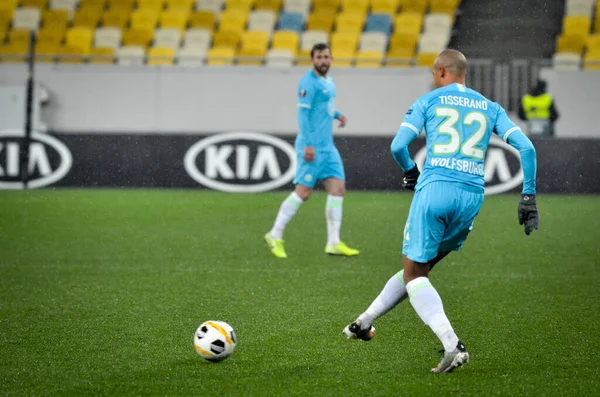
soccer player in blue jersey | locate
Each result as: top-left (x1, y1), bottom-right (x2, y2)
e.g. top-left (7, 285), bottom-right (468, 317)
top-left (264, 43), bottom-right (359, 259)
top-left (343, 49), bottom-right (539, 373)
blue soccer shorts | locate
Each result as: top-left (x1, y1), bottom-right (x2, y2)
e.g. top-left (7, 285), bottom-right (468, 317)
top-left (293, 148), bottom-right (345, 188)
top-left (402, 181), bottom-right (484, 263)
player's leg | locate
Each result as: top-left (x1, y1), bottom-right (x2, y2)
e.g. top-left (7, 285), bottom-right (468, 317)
top-left (264, 157), bottom-right (317, 258)
top-left (322, 150), bottom-right (359, 256)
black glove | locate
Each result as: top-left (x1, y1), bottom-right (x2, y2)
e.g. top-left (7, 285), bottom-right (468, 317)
top-left (518, 194), bottom-right (539, 235)
top-left (403, 165), bottom-right (420, 191)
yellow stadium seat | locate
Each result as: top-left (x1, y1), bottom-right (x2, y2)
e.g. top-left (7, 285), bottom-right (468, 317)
top-left (583, 51), bottom-right (600, 70)
top-left (226, 0), bottom-right (254, 12)
top-left (80, 0), bottom-right (107, 7)
top-left (212, 29), bottom-right (242, 48)
top-left (331, 31), bottom-right (359, 52)
top-left (42, 9), bottom-right (69, 30)
top-left (389, 32), bottom-right (418, 52)
top-left (341, 0), bottom-right (369, 14)
top-left (73, 8), bottom-right (102, 29)
top-left (37, 27), bottom-right (65, 45)
top-left (89, 46), bottom-right (116, 64)
top-left (238, 47), bottom-right (266, 65)
top-left (272, 31), bottom-right (299, 54)
top-left (20, 0), bottom-right (49, 8)
top-left (416, 51), bottom-right (437, 67)
top-left (386, 48), bottom-right (413, 67)
top-left (307, 11), bottom-right (336, 32)
top-left (106, 0), bottom-right (135, 9)
top-left (370, 0), bottom-right (399, 16)
top-left (296, 49), bottom-right (311, 65)
top-left (0, 43), bottom-right (28, 63)
top-left (207, 46), bottom-right (235, 65)
top-left (429, 0), bottom-right (459, 15)
top-left (314, 0), bottom-right (341, 11)
top-left (355, 50), bottom-right (382, 67)
top-left (131, 10), bottom-right (160, 30)
top-left (218, 10), bottom-right (248, 32)
top-left (160, 10), bottom-right (189, 31)
top-left (34, 41), bottom-right (58, 62)
top-left (122, 27), bottom-right (154, 46)
top-left (557, 34), bottom-right (586, 54)
top-left (334, 48), bottom-right (354, 67)
top-left (394, 12), bottom-right (423, 35)
top-left (8, 29), bottom-right (33, 46)
top-left (137, 0), bottom-right (166, 12)
top-left (336, 11), bottom-right (366, 33)
top-left (241, 30), bottom-right (269, 48)
top-left (189, 11), bottom-right (215, 29)
top-left (587, 34), bottom-right (600, 52)
top-left (400, 0), bottom-right (428, 14)
top-left (147, 46), bottom-right (176, 65)
top-left (66, 27), bottom-right (94, 51)
top-left (57, 45), bottom-right (89, 63)
top-left (254, 0), bottom-right (282, 12)
top-left (563, 16), bottom-right (590, 38)
top-left (0, 0), bottom-right (19, 9)
top-left (102, 11), bottom-right (130, 29)
top-left (167, 0), bottom-right (195, 9)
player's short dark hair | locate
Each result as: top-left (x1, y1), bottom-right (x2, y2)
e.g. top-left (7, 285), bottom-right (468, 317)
top-left (311, 43), bottom-right (330, 58)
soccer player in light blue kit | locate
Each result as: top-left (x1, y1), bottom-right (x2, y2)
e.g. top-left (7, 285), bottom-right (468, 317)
top-left (343, 50), bottom-right (540, 373)
top-left (264, 43), bottom-right (360, 259)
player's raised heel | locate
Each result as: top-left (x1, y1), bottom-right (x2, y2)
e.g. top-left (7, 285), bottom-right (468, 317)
top-left (431, 341), bottom-right (469, 374)
top-left (342, 320), bottom-right (375, 341)
top-left (264, 233), bottom-right (287, 259)
top-left (325, 242), bottom-right (360, 256)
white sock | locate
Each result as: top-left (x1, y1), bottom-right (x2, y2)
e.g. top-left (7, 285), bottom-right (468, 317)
top-left (326, 195), bottom-right (343, 246)
top-left (406, 277), bottom-right (459, 353)
top-left (270, 192), bottom-right (303, 240)
top-left (357, 270), bottom-right (408, 329)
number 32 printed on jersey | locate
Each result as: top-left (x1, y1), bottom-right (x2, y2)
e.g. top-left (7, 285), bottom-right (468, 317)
top-left (433, 108), bottom-right (487, 160)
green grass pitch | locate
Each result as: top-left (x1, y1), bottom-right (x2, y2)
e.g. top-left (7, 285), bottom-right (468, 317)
top-left (1, 190), bottom-right (599, 396)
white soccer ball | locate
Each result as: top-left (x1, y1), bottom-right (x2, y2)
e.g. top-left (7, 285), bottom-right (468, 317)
top-left (193, 320), bottom-right (237, 362)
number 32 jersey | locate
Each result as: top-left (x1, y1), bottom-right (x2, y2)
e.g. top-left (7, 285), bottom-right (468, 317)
top-left (400, 83), bottom-right (521, 193)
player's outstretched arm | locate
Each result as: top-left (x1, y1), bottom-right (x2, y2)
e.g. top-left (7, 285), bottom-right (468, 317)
top-left (390, 127), bottom-right (420, 190)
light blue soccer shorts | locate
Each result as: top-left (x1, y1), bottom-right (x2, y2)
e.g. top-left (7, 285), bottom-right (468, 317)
top-left (293, 148), bottom-right (345, 188)
top-left (402, 181), bottom-right (484, 263)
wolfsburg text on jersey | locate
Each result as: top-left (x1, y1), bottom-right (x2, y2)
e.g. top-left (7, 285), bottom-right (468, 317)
top-left (429, 157), bottom-right (485, 176)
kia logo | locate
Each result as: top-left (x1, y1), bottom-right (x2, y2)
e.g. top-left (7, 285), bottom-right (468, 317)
top-left (0, 129), bottom-right (72, 189)
top-left (414, 135), bottom-right (524, 195)
top-left (184, 132), bottom-right (297, 193)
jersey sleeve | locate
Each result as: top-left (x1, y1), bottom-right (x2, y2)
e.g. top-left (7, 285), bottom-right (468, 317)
top-left (297, 77), bottom-right (316, 110)
top-left (493, 105), bottom-right (521, 142)
top-left (399, 97), bottom-right (427, 137)
top-left (390, 98), bottom-right (427, 171)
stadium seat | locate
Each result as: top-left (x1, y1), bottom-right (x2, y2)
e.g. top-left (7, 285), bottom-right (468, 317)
top-left (370, 0), bottom-right (399, 17)
top-left (122, 27), bottom-right (155, 47)
top-left (72, 8), bottom-right (102, 29)
top-left (566, 0), bottom-right (595, 16)
top-left (37, 27), bottom-right (65, 46)
top-left (212, 30), bottom-right (242, 48)
top-left (102, 11), bottom-right (130, 29)
top-left (341, 0), bottom-right (369, 14)
top-left (20, 0), bottom-right (49, 8)
top-left (301, 30), bottom-right (329, 51)
top-left (9, 29), bottom-right (33, 46)
top-left (35, 41), bottom-right (59, 62)
top-left (359, 31), bottom-right (387, 53)
top-left (331, 31), bottom-right (359, 53)
top-left (13, 7), bottom-right (41, 30)
top-left (138, 0), bottom-right (166, 12)
top-left (57, 44), bottom-right (88, 63)
top-left (207, 46), bottom-right (235, 65)
top-left (131, 10), bottom-right (161, 31)
top-left (50, 0), bottom-right (78, 14)
top-left (389, 32), bottom-right (418, 53)
top-left (66, 27), bottom-right (94, 51)
top-left (118, 45), bottom-right (145, 65)
top-left (266, 48), bottom-right (294, 66)
top-left (307, 11), bottom-right (336, 32)
top-left (283, 0), bottom-right (311, 17)
top-left (562, 16), bottom-right (591, 38)
top-left (154, 28), bottom-right (182, 49)
top-left (248, 10), bottom-right (277, 34)
top-left (335, 12), bottom-right (366, 34)
top-left (394, 12), bottom-right (423, 35)
top-left (89, 47), bottom-right (116, 64)
top-left (278, 12), bottom-right (304, 32)
top-left (583, 51), bottom-right (600, 70)
top-left (218, 10), bottom-right (248, 32)
top-left (355, 50), bottom-right (383, 67)
top-left (333, 48), bottom-right (355, 67)
top-left (42, 9), bottom-right (69, 30)
top-left (401, 0), bottom-right (428, 14)
top-left (147, 47), bottom-right (176, 65)
top-left (0, 43), bottom-right (28, 63)
top-left (255, 0), bottom-right (283, 12)
top-left (177, 45), bottom-right (207, 66)
top-left (313, 0), bottom-right (341, 12)
top-left (196, 0), bottom-right (226, 14)
top-left (94, 27), bottom-right (122, 49)
top-left (429, 0), bottom-right (460, 15)
top-left (167, 0), bottom-right (195, 10)
top-left (416, 51), bottom-right (437, 67)
top-left (424, 13), bottom-right (453, 35)
top-left (226, 0), bottom-right (254, 12)
top-left (418, 32), bottom-right (448, 53)
top-left (184, 28), bottom-right (212, 49)
top-left (386, 46), bottom-right (414, 66)
top-left (160, 10), bottom-right (189, 32)
top-left (552, 52), bottom-right (581, 70)
top-left (586, 34), bottom-right (600, 52)
top-left (238, 30), bottom-right (269, 65)
top-left (189, 11), bottom-right (216, 29)
top-left (557, 34), bottom-right (586, 54)
top-left (272, 31), bottom-right (299, 54)
top-left (365, 13), bottom-right (392, 33)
